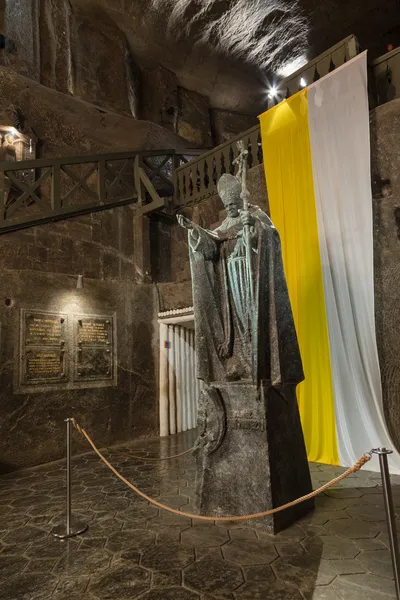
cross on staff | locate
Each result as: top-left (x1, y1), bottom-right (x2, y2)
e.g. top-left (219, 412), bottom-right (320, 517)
top-left (233, 140), bottom-right (254, 312)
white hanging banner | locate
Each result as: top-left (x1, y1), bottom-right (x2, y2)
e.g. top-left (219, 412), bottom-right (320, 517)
top-left (308, 51), bottom-right (400, 473)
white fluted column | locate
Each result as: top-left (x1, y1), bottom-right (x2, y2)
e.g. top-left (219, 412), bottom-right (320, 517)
top-left (180, 328), bottom-right (187, 431)
top-left (168, 325), bottom-right (176, 435)
top-left (185, 328), bottom-right (193, 430)
top-left (159, 322), bottom-right (169, 437)
top-left (174, 326), bottom-right (183, 433)
top-left (190, 329), bottom-right (196, 429)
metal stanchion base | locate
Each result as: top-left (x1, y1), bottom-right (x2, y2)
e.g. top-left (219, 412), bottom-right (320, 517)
top-left (52, 521), bottom-right (88, 539)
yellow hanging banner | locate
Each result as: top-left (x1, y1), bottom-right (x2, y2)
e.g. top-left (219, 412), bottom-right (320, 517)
top-left (260, 91), bottom-right (339, 465)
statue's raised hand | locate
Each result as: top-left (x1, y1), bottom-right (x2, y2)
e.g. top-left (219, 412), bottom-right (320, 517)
top-left (177, 214), bottom-right (193, 230)
top-left (241, 211), bottom-right (254, 227)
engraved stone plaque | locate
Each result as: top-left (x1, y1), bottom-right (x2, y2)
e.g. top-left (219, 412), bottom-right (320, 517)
top-left (77, 318), bottom-right (111, 346)
top-left (20, 310), bottom-right (67, 387)
top-left (18, 309), bottom-right (116, 392)
top-left (77, 347), bottom-right (112, 380)
top-left (25, 349), bottom-right (66, 382)
top-left (25, 313), bottom-right (65, 346)
top-left (75, 315), bottom-right (115, 382)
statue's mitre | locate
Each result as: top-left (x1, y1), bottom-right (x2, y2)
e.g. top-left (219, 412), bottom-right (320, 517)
top-left (217, 174), bottom-right (242, 204)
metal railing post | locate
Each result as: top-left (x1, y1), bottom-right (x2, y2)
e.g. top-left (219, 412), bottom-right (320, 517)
top-left (52, 418), bottom-right (88, 539)
top-left (372, 448), bottom-right (400, 599)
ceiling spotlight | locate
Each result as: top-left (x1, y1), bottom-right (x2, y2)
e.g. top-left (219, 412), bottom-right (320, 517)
top-left (268, 86), bottom-right (278, 99)
top-left (300, 77), bottom-right (307, 88)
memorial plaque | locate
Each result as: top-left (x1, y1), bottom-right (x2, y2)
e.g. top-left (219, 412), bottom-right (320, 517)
top-left (76, 347), bottom-right (112, 379)
top-left (17, 309), bottom-right (116, 391)
top-left (24, 349), bottom-right (66, 382)
top-left (25, 313), bottom-right (65, 346)
top-left (75, 314), bottom-right (115, 382)
top-left (77, 318), bottom-right (111, 346)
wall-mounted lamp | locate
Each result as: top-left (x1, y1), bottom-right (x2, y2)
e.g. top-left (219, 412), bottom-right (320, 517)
top-left (76, 275), bottom-right (84, 290)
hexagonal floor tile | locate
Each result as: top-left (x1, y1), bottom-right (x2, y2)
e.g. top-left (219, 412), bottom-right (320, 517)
top-left (234, 581), bottom-right (303, 599)
top-left (332, 574), bottom-right (396, 599)
top-left (105, 528), bottom-right (155, 553)
top-left (0, 555), bottom-right (28, 581)
top-left (2, 525), bottom-right (48, 545)
top-left (356, 550), bottom-right (394, 579)
top-left (222, 539), bottom-right (278, 565)
top-left (181, 524), bottom-right (229, 548)
top-left (184, 556), bottom-right (244, 593)
top-left (53, 549), bottom-right (113, 577)
top-left (89, 564), bottom-right (150, 599)
top-left (302, 535), bottom-right (359, 560)
top-left (345, 505), bottom-right (386, 522)
top-left (273, 555), bottom-right (337, 589)
top-left (326, 518), bottom-right (381, 539)
top-left (0, 574), bottom-right (58, 600)
top-left (141, 542), bottom-right (195, 571)
top-left (330, 559), bottom-right (365, 575)
top-left (137, 588), bottom-right (200, 600)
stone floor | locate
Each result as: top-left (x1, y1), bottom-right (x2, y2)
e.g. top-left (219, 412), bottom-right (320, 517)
top-left (0, 430), bottom-right (399, 600)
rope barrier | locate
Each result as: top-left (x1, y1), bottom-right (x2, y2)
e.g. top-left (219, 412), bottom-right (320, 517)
top-left (102, 445), bottom-right (193, 461)
top-left (71, 418), bottom-right (371, 522)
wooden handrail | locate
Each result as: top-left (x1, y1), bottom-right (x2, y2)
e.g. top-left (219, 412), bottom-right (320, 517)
top-left (0, 148), bottom-right (202, 233)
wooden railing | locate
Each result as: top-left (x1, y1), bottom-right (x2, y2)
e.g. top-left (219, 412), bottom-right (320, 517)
top-left (173, 125), bottom-right (262, 206)
top-left (266, 35), bottom-right (360, 109)
top-left (0, 149), bottom-right (201, 233)
top-left (173, 35), bottom-right (362, 206)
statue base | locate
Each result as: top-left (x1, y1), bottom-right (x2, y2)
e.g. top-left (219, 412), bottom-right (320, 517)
top-left (194, 382), bottom-right (314, 534)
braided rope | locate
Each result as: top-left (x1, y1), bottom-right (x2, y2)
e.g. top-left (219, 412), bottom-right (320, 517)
top-left (71, 418), bottom-right (371, 522)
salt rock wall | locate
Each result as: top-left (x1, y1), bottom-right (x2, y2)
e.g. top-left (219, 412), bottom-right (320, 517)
top-left (0, 66), bottom-right (189, 472)
top-left (71, 8), bottom-right (132, 116)
top-left (0, 206), bottom-right (159, 472)
top-left (1, 0), bottom-right (261, 146)
top-left (39, 0), bottom-right (72, 94)
top-left (372, 97), bottom-right (400, 452)
top-left (0, 67), bottom-right (188, 158)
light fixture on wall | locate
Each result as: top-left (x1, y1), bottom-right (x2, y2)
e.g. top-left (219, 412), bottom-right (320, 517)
top-left (76, 275), bottom-right (84, 290)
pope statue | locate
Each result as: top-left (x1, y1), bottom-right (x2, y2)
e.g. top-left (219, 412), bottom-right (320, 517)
top-left (177, 171), bottom-right (304, 388)
top-left (176, 145), bottom-right (312, 533)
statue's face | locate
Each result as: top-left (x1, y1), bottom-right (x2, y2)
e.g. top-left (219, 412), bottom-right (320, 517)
top-left (222, 192), bottom-right (241, 218)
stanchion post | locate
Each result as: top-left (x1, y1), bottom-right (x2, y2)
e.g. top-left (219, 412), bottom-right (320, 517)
top-left (52, 418), bottom-right (88, 539)
top-left (372, 448), bottom-right (400, 599)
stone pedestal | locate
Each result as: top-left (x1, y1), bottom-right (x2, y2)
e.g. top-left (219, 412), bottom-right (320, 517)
top-left (194, 382), bottom-right (313, 534)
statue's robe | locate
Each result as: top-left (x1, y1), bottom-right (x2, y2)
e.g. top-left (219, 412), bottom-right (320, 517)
top-left (188, 205), bottom-right (304, 386)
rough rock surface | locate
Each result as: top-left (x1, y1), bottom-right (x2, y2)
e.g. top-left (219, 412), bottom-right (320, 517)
top-left (0, 208), bottom-right (159, 472)
top-left (0, 67), bottom-right (188, 158)
top-left (372, 97), bottom-right (400, 452)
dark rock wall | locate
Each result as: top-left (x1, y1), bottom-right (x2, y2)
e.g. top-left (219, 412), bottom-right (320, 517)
top-left (0, 208), bottom-right (159, 473)
top-left (2, 0), bottom-right (40, 80)
top-left (212, 109), bottom-right (258, 145)
top-left (39, 0), bottom-right (72, 93)
top-left (1, 0), bottom-right (261, 147)
top-left (71, 8), bottom-right (132, 116)
top-left (372, 98), bottom-right (400, 452)
top-left (177, 88), bottom-right (213, 148)
top-left (0, 68), bottom-right (188, 157)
